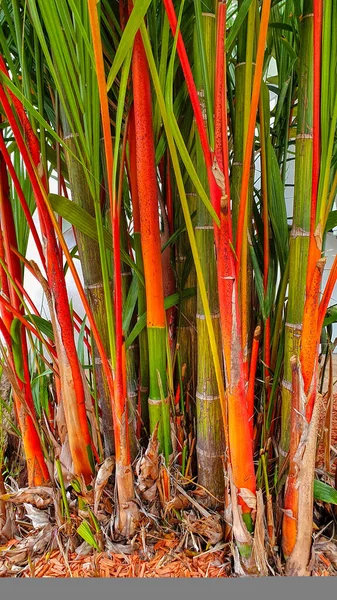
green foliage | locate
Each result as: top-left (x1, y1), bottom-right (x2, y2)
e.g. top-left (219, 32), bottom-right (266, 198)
top-left (314, 480), bottom-right (337, 505)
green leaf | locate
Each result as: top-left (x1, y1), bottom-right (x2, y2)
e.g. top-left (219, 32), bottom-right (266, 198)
top-left (279, 37), bottom-right (297, 62)
top-left (77, 520), bottom-right (99, 550)
top-left (226, 0), bottom-right (254, 54)
top-left (24, 315), bottom-right (54, 341)
top-left (249, 240), bottom-right (266, 320)
top-left (323, 305), bottom-right (337, 328)
top-left (106, 0), bottom-right (153, 91)
top-left (77, 316), bottom-right (87, 365)
top-left (126, 288), bottom-right (195, 350)
top-left (267, 138), bottom-right (289, 272)
top-left (314, 479), bottom-right (337, 505)
top-left (269, 22), bottom-right (293, 32)
top-left (123, 275), bottom-right (138, 334)
top-left (325, 210), bottom-right (337, 233)
top-left (10, 319), bottom-right (25, 383)
top-left (49, 194), bottom-right (144, 284)
top-left (50, 193), bottom-right (112, 247)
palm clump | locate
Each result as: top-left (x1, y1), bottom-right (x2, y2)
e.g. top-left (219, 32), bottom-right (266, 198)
top-left (0, 0), bottom-right (336, 577)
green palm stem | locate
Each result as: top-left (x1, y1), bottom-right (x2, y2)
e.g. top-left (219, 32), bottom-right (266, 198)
top-left (176, 182), bottom-right (197, 415)
top-left (280, 0), bottom-right (313, 464)
top-left (193, 8), bottom-right (225, 505)
top-left (175, 178), bottom-right (197, 469)
top-left (61, 126), bottom-right (114, 458)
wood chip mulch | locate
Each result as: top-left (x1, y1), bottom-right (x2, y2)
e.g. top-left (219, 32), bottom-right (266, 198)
top-left (20, 545), bottom-right (228, 578)
top-left (316, 392), bottom-right (337, 472)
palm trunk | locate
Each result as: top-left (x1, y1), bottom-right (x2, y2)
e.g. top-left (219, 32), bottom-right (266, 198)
top-left (280, 1), bottom-right (313, 464)
top-left (62, 127), bottom-right (114, 458)
top-left (193, 10), bottom-right (225, 505)
top-left (131, 26), bottom-right (172, 461)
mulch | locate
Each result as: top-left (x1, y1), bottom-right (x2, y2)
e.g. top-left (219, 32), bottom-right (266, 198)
top-left (17, 543), bottom-right (228, 578)
top-left (316, 393), bottom-right (337, 472)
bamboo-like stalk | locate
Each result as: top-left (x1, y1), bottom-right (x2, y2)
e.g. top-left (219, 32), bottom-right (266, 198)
top-left (130, 24), bottom-right (172, 461)
top-left (213, 1), bottom-right (257, 534)
top-left (175, 181), bottom-right (197, 451)
top-left (280, 1), bottom-right (313, 462)
top-left (61, 124), bottom-right (114, 458)
top-left (193, 8), bottom-right (225, 505)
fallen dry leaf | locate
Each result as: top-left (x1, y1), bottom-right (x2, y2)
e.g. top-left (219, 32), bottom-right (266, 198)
top-left (0, 487), bottom-right (54, 508)
top-left (94, 457), bottom-right (115, 514)
top-left (24, 504), bottom-right (50, 529)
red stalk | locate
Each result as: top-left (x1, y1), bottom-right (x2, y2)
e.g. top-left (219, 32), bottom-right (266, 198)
top-left (0, 229), bottom-right (12, 333)
top-left (213, 2), bottom-right (256, 515)
top-left (307, 0), bottom-right (322, 295)
top-left (88, 2), bottom-right (138, 536)
top-left (0, 315), bottom-right (12, 347)
top-left (300, 258), bottom-right (325, 399)
top-left (131, 27), bottom-right (166, 330)
top-left (214, 1), bottom-right (226, 174)
top-left (217, 193), bottom-right (256, 514)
